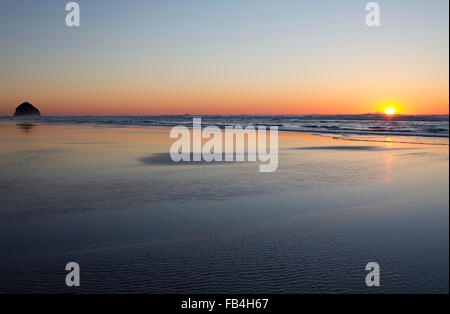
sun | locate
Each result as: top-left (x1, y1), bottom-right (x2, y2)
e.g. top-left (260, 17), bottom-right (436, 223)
top-left (384, 107), bottom-right (396, 115)
top-left (376, 102), bottom-right (403, 115)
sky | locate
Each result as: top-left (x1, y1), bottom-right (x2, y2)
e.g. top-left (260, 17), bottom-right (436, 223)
top-left (0, 0), bottom-right (448, 115)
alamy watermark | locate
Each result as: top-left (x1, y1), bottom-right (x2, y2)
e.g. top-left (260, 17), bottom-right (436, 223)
top-left (65, 262), bottom-right (80, 287)
top-left (169, 118), bottom-right (279, 173)
top-left (365, 2), bottom-right (381, 27)
top-left (63, 261), bottom-right (380, 288)
top-left (365, 262), bottom-right (381, 287)
top-left (65, 2), bottom-right (380, 28)
top-left (65, 2), bottom-right (80, 27)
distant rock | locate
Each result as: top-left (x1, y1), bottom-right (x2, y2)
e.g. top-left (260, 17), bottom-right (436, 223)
top-left (14, 102), bottom-right (41, 116)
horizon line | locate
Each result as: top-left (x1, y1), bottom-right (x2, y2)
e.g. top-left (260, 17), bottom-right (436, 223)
top-left (2, 113), bottom-right (449, 117)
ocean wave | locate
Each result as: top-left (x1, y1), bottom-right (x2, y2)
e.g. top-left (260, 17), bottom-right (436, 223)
top-left (1, 115), bottom-right (448, 145)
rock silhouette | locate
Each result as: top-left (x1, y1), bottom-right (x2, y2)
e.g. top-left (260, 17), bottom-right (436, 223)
top-left (14, 102), bottom-right (41, 116)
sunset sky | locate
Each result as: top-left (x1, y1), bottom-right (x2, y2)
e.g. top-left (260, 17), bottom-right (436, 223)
top-left (0, 0), bottom-right (448, 115)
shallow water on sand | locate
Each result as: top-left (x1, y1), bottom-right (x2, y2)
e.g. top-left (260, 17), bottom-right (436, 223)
top-left (0, 122), bottom-right (448, 293)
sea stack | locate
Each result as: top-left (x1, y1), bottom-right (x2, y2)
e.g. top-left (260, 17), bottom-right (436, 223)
top-left (14, 102), bottom-right (41, 116)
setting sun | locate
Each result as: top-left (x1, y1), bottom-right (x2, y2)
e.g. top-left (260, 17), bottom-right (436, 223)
top-left (376, 103), bottom-right (404, 116)
top-left (385, 107), bottom-right (396, 115)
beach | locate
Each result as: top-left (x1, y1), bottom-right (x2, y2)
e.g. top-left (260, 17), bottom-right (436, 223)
top-left (0, 121), bottom-right (448, 293)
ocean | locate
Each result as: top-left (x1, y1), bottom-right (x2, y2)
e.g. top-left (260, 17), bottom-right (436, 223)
top-left (2, 114), bottom-right (448, 145)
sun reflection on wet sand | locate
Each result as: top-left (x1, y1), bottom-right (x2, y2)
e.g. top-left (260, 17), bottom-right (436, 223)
top-left (384, 148), bottom-right (394, 184)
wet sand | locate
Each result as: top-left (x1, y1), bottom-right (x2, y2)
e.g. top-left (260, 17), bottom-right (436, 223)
top-left (0, 122), bottom-right (448, 293)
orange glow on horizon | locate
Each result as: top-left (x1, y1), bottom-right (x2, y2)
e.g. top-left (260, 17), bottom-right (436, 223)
top-left (0, 94), bottom-right (448, 116)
